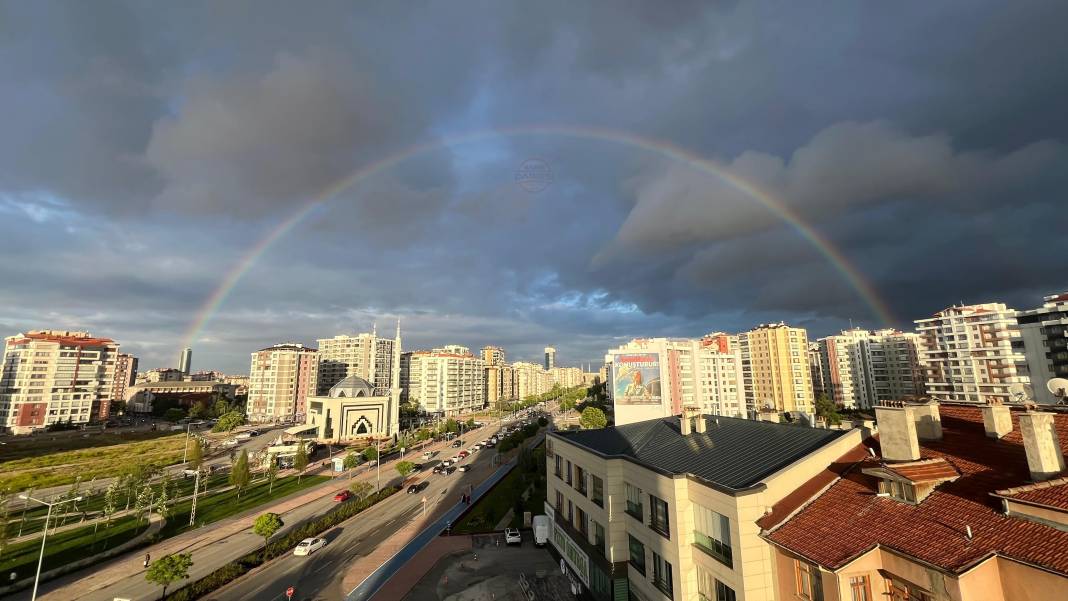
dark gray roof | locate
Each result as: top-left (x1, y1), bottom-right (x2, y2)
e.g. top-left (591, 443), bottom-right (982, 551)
top-left (551, 415), bottom-right (846, 491)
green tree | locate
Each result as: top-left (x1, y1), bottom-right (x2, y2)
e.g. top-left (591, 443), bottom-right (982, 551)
top-left (560, 398), bottom-right (576, 413)
top-left (815, 394), bottom-right (843, 426)
top-left (444, 418), bottom-right (459, 434)
top-left (133, 483), bottom-right (154, 525)
top-left (186, 438), bottom-right (204, 470)
top-left (465, 418), bottom-right (476, 430)
top-left (162, 407), bottom-right (186, 422)
top-left (252, 512), bottom-right (284, 562)
top-left (145, 552), bottom-right (192, 600)
top-left (212, 411), bottom-right (245, 432)
top-left (361, 445), bottom-right (379, 462)
top-left (579, 407), bottom-right (607, 430)
top-left (102, 481), bottom-right (119, 530)
top-left (349, 480), bottom-right (373, 500)
top-left (230, 450), bottom-right (251, 500)
top-left (293, 442), bottom-right (310, 484)
top-left (188, 400), bottom-right (208, 419)
top-left (395, 461), bottom-right (416, 479)
top-left (0, 492), bottom-right (12, 558)
top-left (266, 457), bottom-right (279, 494)
top-left (343, 451), bottom-right (361, 478)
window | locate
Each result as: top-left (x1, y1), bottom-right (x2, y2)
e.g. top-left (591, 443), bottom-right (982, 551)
top-left (849, 575), bottom-right (871, 601)
top-left (556, 490), bottom-right (564, 512)
top-left (575, 465), bottom-right (588, 495)
top-left (628, 534), bottom-right (646, 575)
top-left (555, 455), bottom-right (562, 478)
top-left (693, 504), bottom-right (732, 568)
top-left (649, 494), bottom-right (670, 538)
top-left (714, 581), bottom-right (737, 601)
top-left (594, 521), bottom-right (606, 557)
top-left (566, 461), bottom-right (573, 485)
top-left (575, 506), bottom-right (588, 536)
top-left (651, 551), bottom-right (673, 598)
top-left (625, 482), bottom-right (644, 520)
top-left (794, 560), bottom-right (823, 601)
top-left (880, 479), bottom-right (917, 503)
top-left (591, 474), bottom-right (604, 507)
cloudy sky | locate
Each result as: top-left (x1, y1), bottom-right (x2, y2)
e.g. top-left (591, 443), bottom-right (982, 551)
top-left (2, 1), bottom-right (1067, 374)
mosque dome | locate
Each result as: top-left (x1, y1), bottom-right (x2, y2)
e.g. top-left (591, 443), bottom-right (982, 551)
top-left (329, 375), bottom-right (375, 398)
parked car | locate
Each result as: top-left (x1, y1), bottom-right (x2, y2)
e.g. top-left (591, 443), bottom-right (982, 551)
top-left (407, 481), bottom-right (430, 494)
top-left (443, 465), bottom-right (457, 475)
top-left (333, 490), bottom-right (353, 502)
top-left (458, 465), bottom-right (471, 472)
top-left (505, 528), bottom-right (522, 545)
top-left (423, 451), bottom-right (434, 459)
top-left (458, 450), bottom-right (469, 459)
top-left (451, 440), bottom-right (463, 448)
top-left (293, 537), bottom-right (326, 556)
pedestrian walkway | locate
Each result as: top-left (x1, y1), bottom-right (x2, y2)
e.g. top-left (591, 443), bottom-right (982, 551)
top-left (370, 535), bottom-right (472, 601)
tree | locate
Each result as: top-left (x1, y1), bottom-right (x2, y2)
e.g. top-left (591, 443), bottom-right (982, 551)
top-left (815, 394), bottom-right (843, 426)
top-left (266, 457), bottom-right (279, 494)
top-left (579, 407), bottom-right (607, 430)
top-left (188, 400), bottom-right (208, 419)
top-left (293, 442), bottom-right (309, 484)
top-left (252, 512), bottom-right (284, 562)
top-left (212, 411), bottom-right (245, 432)
top-left (102, 481), bottom-right (119, 530)
top-left (162, 407), bottom-right (186, 422)
top-left (560, 398), bottom-right (576, 413)
top-left (145, 552), bottom-right (192, 600)
top-left (349, 481), bottom-right (373, 500)
top-left (230, 450), bottom-right (251, 500)
top-left (134, 483), bottom-right (154, 525)
top-left (465, 418), bottom-right (476, 430)
top-left (343, 451), bottom-right (361, 478)
top-left (186, 438), bottom-right (204, 470)
top-left (395, 461), bottom-right (416, 479)
top-left (0, 492), bottom-right (12, 558)
top-left (444, 418), bottom-right (459, 434)
top-left (361, 445), bottom-right (379, 462)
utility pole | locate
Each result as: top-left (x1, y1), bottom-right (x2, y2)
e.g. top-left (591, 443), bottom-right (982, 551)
top-left (20, 494), bottom-right (82, 601)
top-left (375, 439), bottom-right (381, 493)
top-left (182, 421), bottom-right (192, 465)
top-left (189, 469), bottom-right (201, 526)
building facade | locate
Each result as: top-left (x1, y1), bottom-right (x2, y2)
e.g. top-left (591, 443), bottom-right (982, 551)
top-left (743, 323), bottom-right (813, 416)
top-left (513, 361), bottom-right (552, 400)
top-left (137, 368), bottom-right (185, 383)
top-left (0, 330), bottom-right (120, 433)
top-left (817, 328), bottom-right (875, 410)
top-left (111, 353), bottom-right (138, 413)
top-left (481, 345), bottom-right (506, 366)
top-left (401, 345), bottom-right (485, 415)
top-left (1017, 292), bottom-right (1068, 405)
top-left (178, 347), bottom-right (192, 375)
top-left (915, 303), bottom-right (1029, 404)
top-left (546, 346), bottom-right (558, 370)
top-left (246, 343), bottom-right (319, 423)
top-left (315, 330), bottom-right (399, 396)
top-left (546, 408), bottom-right (864, 601)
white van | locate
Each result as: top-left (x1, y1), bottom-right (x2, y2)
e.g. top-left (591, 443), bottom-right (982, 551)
top-left (533, 515), bottom-right (550, 547)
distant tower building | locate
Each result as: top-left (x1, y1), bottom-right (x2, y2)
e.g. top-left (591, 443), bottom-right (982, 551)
top-left (178, 348), bottom-right (192, 375)
top-left (544, 346), bottom-right (557, 371)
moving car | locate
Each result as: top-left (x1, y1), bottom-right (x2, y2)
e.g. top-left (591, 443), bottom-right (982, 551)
top-left (458, 450), bottom-right (469, 459)
top-left (505, 528), bottom-right (522, 545)
top-left (443, 465), bottom-right (457, 475)
top-left (458, 465), bottom-right (471, 472)
top-left (407, 481), bottom-right (430, 494)
top-left (333, 490), bottom-right (353, 502)
top-left (293, 537), bottom-right (326, 556)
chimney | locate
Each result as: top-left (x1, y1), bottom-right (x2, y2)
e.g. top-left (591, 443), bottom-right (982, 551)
top-left (981, 403), bottom-right (1012, 439)
top-left (1019, 411), bottom-right (1066, 481)
top-left (679, 413), bottom-right (692, 436)
top-left (913, 400), bottom-right (942, 441)
top-left (875, 404), bottom-right (921, 462)
top-left (695, 412), bottom-right (707, 434)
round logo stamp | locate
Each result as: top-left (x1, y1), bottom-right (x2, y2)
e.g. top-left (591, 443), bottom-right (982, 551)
top-left (515, 158), bottom-right (553, 193)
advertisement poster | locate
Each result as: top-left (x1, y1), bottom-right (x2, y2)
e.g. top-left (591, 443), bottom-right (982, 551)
top-left (612, 353), bottom-right (661, 405)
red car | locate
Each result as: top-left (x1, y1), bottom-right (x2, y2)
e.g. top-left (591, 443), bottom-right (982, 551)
top-left (333, 490), bottom-right (353, 502)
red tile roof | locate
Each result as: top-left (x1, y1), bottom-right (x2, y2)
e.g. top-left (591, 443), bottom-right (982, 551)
top-left (765, 404), bottom-right (1068, 576)
top-left (995, 477), bottom-right (1068, 511)
top-left (883, 458), bottom-right (960, 483)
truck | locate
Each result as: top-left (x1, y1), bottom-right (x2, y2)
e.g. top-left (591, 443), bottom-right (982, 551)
top-left (533, 515), bottom-right (550, 547)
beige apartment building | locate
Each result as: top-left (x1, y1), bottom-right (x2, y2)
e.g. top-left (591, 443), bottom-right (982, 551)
top-left (551, 366), bottom-right (585, 389)
top-left (513, 361), bottom-right (552, 400)
top-left (316, 330), bottom-right (399, 395)
top-left (247, 343), bottom-right (319, 422)
top-left (546, 408), bottom-right (864, 601)
top-left (743, 323), bottom-right (813, 416)
top-left (111, 352), bottom-right (138, 413)
top-left (915, 303), bottom-right (1028, 404)
top-left (401, 345), bottom-right (485, 415)
top-left (0, 330), bottom-right (120, 433)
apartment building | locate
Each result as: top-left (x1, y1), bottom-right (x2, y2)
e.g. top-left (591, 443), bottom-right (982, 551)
top-left (808, 343), bottom-right (825, 399)
top-left (111, 353), bottom-right (138, 412)
top-left (1017, 292), bottom-right (1068, 404)
top-left (546, 407), bottom-right (864, 601)
top-left (315, 330), bottom-right (399, 395)
top-left (246, 343), bottom-right (319, 422)
top-left (0, 330), bottom-right (120, 433)
top-left (551, 366), bottom-right (585, 389)
top-left (764, 401), bottom-right (1068, 600)
top-left (608, 338), bottom-right (744, 425)
top-left (137, 367), bottom-right (185, 383)
top-left (513, 361), bottom-right (552, 400)
top-left (817, 328), bottom-right (875, 410)
top-left (915, 303), bottom-right (1028, 404)
top-left (866, 329), bottom-right (925, 403)
top-left (481, 345), bottom-right (506, 366)
top-left (401, 345), bottom-right (485, 415)
top-left (546, 346), bottom-right (558, 370)
top-left (739, 324), bottom-right (813, 416)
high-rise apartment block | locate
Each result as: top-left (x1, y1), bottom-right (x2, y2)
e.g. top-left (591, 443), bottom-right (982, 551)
top-left (481, 345), bottom-right (506, 366)
top-left (401, 345), bottom-right (485, 415)
top-left (545, 346), bottom-right (557, 370)
top-left (112, 353), bottom-right (138, 412)
top-left (513, 361), bottom-right (553, 400)
top-left (915, 303), bottom-right (1028, 404)
top-left (1018, 292), bottom-right (1068, 404)
top-left (247, 343), bottom-right (319, 422)
top-left (0, 330), bottom-right (119, 433)
top-left (178, 347), bottom-right (192, 375)
top-left (316, 331), bottom-right (399, 395)
top-left (743, 323), bottom-right (813, 415)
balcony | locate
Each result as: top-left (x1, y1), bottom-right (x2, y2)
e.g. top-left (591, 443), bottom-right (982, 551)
top-left (693, 533), bottom-right (733, 568)
top-left (625, 502), bottom-right (644, 522)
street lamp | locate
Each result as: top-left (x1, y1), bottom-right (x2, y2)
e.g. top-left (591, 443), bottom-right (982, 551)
top-left (19, 493), bottom-right (82, 601)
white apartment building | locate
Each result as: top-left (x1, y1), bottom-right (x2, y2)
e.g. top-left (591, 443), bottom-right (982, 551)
top-left (915, 303), bottom-right (1029, 404)
top-left (401, 346), bottom-right (485, 415)
top-left (546, 407), bottom-right (864, 601)
top-left (0, 330), bottom-right (120, 433)
top-left (1017, 292), bottom-right (1068, 404)
top-left (816, 328), bottom-right (875, 410)
top-left (551, 366), bottom-right (585, 389)
top-left (513, 361), bottom-right (552, 400)
top-left (865, 328), bottom-right (925, 403)
top-left (315, 329), bottom-right (399, 395)
top-left (247, 343), bottom-right (319, 422)
top-left (607, 338), bottom-right (743, 426)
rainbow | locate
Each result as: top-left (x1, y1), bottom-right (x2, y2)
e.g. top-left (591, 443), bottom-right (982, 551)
top-left (179, 125), bottom-right (895, 351)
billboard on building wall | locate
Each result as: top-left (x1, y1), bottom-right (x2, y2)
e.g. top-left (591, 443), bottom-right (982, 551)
top-left (611, 353), bottom-right (662, 405)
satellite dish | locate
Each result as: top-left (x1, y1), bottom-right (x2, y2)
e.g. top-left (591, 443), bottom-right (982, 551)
top-left (1008, 383), bottom-right (1035, 405)
top-left (1048, 378), bottom-right (1068, 403)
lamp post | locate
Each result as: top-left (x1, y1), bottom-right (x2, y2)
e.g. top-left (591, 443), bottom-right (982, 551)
top-left (19, 493), bottom-right (82, 601)
top-left (182, 421), bottom-right (192, 465)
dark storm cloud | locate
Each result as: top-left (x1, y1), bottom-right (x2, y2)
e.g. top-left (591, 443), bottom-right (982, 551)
top-left (1, 1), bottom-right (1066, 372)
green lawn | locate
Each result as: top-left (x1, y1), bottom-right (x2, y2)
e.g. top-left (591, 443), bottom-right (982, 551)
top-left (454, 447), bottom-right (545, 533)
top-left (0, 514), bottom-right (149, 579)
top-left (158, 474), bottom-right (330, 538)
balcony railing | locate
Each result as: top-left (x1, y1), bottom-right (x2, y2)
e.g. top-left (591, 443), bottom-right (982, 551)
top-left (625, 501), bottom-right (643, 521)
top-left (694, 533), bottom-right (733, 568)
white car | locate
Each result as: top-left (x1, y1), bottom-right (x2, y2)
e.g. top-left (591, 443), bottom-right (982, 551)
top-left (505, 528), bottom-right (522, 545)
top-left (293, 537), bottom-right (326, 556)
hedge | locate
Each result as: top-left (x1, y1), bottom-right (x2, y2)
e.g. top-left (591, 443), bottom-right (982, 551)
top-left (496, 422), bottom-right (540, 453)
top-left (162, 487), bottom-right (399, 601)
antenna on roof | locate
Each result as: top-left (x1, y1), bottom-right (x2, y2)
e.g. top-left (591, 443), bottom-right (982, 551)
top-left (1048, 378), bottom-right (1068, 405)
top-left (965, 525), bottom-right (973, 541)
top-left (1008, 383), bottom-right (1035, 407)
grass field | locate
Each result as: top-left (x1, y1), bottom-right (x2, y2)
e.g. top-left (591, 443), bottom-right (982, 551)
top-left (454, 446), bottom-right (546, 533)
top-left (0, 433), bottom-right (189, 491)
top-left (0, 429), bottom-right (181, 463)
top-left (0, 514), bottom-right (149, 579)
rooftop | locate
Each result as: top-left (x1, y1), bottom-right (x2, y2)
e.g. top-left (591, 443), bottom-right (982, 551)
top-left (764, 404), bottom-right (1068, 576)
top-left (551, 415), bottom-right (846, 491)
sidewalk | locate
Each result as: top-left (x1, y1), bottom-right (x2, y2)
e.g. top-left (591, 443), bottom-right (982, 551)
top-left (369, 535), bottom-right (472, 601)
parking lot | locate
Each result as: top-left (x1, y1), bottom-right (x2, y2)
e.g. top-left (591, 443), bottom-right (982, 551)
top-left (402, 534), bottom-right (572, 601)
